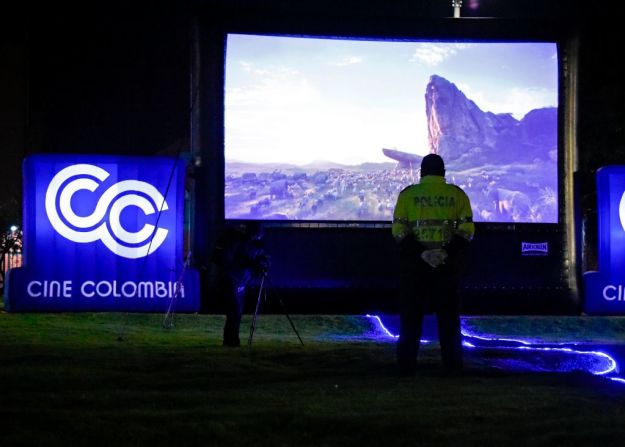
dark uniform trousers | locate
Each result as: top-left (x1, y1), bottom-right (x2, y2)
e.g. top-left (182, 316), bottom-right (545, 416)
top-left (219, 276), bottom-right (247, 346)
top-left (397, 254), bottom-right (463, 374)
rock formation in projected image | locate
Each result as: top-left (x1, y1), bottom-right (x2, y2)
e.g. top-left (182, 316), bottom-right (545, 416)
top-left (382, 148), bottom-right (423, 169)
top-left (421, 74), bottom-right (557, 223)
top-left (378, 74), bottom-right (558, 223)
top-left (425, 74), bottom-right (557, 167)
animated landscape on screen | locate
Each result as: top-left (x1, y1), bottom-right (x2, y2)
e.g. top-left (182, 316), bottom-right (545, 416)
top-left (224, 35), bottom-right (558, 223)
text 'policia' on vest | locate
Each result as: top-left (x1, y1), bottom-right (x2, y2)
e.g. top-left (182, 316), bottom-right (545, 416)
top-left (412, 195), bottom-right (456, 208)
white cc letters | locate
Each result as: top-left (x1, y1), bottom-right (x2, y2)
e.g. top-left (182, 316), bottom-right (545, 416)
top-left (45, 164), bottom-right (169, 259)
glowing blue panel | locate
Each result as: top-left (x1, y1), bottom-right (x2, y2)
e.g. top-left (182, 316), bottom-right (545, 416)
top-left (584, 166), bottom-right (625, 315)
top-left (5, 154), bottom-right (200, 313)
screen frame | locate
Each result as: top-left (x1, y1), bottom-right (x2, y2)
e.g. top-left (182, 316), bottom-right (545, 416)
top-left (192, 12), bottom-right (580, 312)
top-left (195, 14), bottom-right (577, 230)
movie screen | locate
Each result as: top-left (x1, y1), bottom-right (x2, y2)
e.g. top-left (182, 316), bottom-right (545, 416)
top-left (224, 34), bottom-right (559, 223)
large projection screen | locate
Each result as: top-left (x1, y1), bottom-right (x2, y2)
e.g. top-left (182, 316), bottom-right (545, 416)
top-left (224, 34), bottom-right (559, 223)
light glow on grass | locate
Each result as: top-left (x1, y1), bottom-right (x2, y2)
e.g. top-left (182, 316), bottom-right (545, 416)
top-left (367, 314), bottom-right (623, 384)
top-left (365, 314), bottom-right (431, 344)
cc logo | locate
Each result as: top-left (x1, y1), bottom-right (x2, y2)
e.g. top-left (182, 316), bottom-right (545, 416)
top-left (45, 164), bottom-right (169, 259)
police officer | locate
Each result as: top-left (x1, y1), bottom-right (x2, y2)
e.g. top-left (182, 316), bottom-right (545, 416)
top-left (392, 154), bottom-right (475, 375)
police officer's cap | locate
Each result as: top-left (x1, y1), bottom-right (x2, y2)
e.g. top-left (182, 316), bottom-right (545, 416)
top-left (421, 154), bottom-right (445, 177)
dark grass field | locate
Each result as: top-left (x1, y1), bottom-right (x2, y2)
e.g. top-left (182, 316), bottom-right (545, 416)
top-left (2, 309), bottom-right (625, 446)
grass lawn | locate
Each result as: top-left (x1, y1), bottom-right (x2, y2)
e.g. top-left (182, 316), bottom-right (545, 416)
top-left (1, 309), bottom-right (625, 446)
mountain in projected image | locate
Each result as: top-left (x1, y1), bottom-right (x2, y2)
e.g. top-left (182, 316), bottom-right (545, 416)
top-left (225, 75), bottom-right (558, 223)
top-left (425, 75), bottom-right (557, 167)
top-left (420, 75), bottom-right (558, 223)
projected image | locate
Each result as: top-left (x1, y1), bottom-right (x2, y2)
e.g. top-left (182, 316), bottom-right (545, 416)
top-left (225, 34), bottom-right (559, 223)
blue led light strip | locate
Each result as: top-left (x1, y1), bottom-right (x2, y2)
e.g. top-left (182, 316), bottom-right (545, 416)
top-left (365, 314), bottom-right (432, 344)
top-left (366, 315), bottom-right (623, 385)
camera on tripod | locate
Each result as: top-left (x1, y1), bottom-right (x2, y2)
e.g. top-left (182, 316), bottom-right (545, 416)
top-left (247, 252), bottom-right (303, 347)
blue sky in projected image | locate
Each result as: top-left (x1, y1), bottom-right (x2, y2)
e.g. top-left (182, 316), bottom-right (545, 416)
top-left (225, 34), bottom-right (558, 165)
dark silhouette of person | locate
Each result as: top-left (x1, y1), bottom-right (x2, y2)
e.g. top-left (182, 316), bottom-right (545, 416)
top-left (211, 221), bottom-right (269, 347)
top-left (392, 154), bottom-right (475, 375)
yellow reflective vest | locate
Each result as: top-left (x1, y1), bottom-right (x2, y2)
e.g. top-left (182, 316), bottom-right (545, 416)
top-left (392, 175), bottom-right (475, 247)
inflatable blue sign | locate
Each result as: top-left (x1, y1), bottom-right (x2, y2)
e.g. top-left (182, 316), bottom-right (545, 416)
top-left (5, 154), bottom-right (200, 312)
top-left (584, 166), bottom-right (625, 314)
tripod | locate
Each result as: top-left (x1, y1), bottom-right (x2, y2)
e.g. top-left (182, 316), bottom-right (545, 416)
top-left (162, 251), bottom-right (192, 330)
top-left (247, 271), bottom-right (304, 347)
